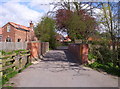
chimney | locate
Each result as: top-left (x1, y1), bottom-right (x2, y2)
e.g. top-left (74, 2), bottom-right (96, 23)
top-left (30, 21), bottom-right (34, 30)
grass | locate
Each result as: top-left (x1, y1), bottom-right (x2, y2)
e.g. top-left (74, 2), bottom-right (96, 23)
top-left (2, 71), bottom-right (18, 85)
top-left (0, 49), bottom-right (27, 56)
top-left (2, 63), bottom-right (32, 87)
top-left (0, 49), bottom-right (31, 88)
top-left (18, 63), bottom-right (32, 73)
top-left (86, 62), bottom-right (120, 77)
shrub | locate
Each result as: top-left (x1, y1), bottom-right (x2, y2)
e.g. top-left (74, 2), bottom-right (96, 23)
top-left (88, 53), bottom-right (97, 61)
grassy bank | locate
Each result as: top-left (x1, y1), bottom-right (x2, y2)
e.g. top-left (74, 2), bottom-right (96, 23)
top-left (2, 63), bottom-right (32, 87)
top-left (86, 62), bottom-right (120, 77)
top-left (0, 49), bottom-right (32, 87)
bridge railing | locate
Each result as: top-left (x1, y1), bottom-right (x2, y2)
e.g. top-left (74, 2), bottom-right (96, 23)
top-left (68, 43), bottom-right (88, 64)
top-left (27, 41), bottom-right (49, 60)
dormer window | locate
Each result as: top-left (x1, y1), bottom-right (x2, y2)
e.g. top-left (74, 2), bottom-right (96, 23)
top-left (7, 25), bottom-right (11, 32)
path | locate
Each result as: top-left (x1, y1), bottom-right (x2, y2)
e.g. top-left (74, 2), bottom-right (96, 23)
top-left (8, 50), bottom-right (118, 87)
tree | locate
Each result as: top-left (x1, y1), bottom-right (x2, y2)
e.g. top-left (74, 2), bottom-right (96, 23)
top-left (34, 17), bottom-right (56, 49)
top-left (98, 2), bottom-right (119, 50)
top-left (97, 2), bottom-right (119, 66)
top-left (56, 9), bottom-right (97, 42)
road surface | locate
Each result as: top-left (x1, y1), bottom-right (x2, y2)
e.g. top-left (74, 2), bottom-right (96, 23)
top-left (8, 50), bottom-right (118, 87)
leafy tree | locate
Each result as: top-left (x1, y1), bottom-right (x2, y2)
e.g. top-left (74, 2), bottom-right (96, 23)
top-left (98, 2), bottom-right (119, 66)
top-left (56, 9), bottom-right (97, 42)
top-left (35, 17), bottom-right (56, 49)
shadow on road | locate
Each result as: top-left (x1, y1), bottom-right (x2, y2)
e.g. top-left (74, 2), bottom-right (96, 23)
top-left (42, 49), bottom-right (78, 64)
top-left (39, 49), bottom-right (90, 73)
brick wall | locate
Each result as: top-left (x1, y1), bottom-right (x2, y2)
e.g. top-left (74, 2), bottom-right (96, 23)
top-left (27, 41), bottom-right (49, 61)
top-left (15, 28), bottom-right (28, 42)
top-left (1, 23), bottom-right (35, 42)
top-left (2, 23), bottom-right (16, 42)
top-left (68, 43), bottom-right (88, 64)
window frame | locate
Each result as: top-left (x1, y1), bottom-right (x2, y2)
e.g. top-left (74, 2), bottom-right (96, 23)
top-left (7, 25), bottom-right (11, 32)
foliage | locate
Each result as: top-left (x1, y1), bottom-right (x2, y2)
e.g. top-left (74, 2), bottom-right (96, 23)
top-left (1, 50), bottom-right (32, 86)
top-left (99, 2), bottom-right (119, 51)
top-left (2, 71), bottom-right (18, 85)
top-left (88, 53), bottom-right (97, 61)
top-left (35, 17), bottom-right (57, 49)
top-left (0, 49), bottom-right (27, 56)
top-left (87, 62), bottom-right (120, 76)
top-left (0, 51), bottom-right (13, 55)
top-left (2, 63), bottom-right (32, 85)
top-left (88, 40), bottom-right (120, 76)
top-left (56, 7), bottom-right (97, 42)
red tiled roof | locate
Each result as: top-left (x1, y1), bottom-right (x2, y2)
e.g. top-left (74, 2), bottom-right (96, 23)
top-left (0, 27), bottom-right (2, 34)
top-left (9, 22), bottom-right (31, 31)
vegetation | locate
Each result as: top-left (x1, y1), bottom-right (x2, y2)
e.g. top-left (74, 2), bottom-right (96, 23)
top-left (87, 62), bottom-right (120, 76)
top-left (34, 1), bottom-right (119, 76)
top-left (88, 40), bottom-right (120, 76)
top-left (56, 5), bottom-right (97, 42)
top-left (0, 49), bottom-right (26, 55)
top-left (0, 50), bottom-right (32, 87)
top-left (2, 63), bottom-right (32, 86)
top-left (35, 17), bottom-right (57, 49)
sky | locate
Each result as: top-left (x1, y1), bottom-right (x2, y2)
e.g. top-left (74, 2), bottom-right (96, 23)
top-left (0, 0), bottom-right (119, 36)
top-left (0, 0), bottom-right (58, 27)
top-left (1, 0), bottom-right (119, 27)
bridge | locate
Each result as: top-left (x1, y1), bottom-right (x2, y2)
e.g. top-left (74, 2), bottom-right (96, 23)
top-left (4, 49), bottom-right (118, 87)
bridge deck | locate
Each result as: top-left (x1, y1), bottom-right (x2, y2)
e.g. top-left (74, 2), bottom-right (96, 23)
top-left (7, 50), bottom-right (118, 87)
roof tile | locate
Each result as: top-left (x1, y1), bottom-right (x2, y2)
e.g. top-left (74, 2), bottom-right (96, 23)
top-left (9, 22), bottom-right (31, 31)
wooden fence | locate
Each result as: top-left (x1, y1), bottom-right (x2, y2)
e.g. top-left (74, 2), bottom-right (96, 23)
top-left (0, 41), bottom-right (49, 60)
top-left (0, 42), bottom-right (27, 51)
top-left (0, 41), bottom-right (49, 86)
top-left (0, 50), bottom-right (31, 84)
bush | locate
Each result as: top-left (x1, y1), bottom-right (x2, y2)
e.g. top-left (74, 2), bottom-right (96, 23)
top-left (88, 62), bottom-right (120, 76)
top-left (88, 39), bottom-right (120, 76)
top-left (88, 53), bottom-right (97, 61)
top-left (97, 46), bottom-right (113, 63)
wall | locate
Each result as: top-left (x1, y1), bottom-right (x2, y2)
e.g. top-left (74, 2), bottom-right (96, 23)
top-left (68, 43), bottom-right (88, 64)
top-left (27, 41), bottom-right (49, 61)
top-left (1, 23), bottom-right (32, 42)
top-left (0, 41), bottom-right (49, 62)
top-left (14, 28), bottom-right (28, 42)
top-left (2, 23), bottom-right (16, 42)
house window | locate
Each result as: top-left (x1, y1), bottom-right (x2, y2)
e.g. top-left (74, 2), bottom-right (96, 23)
top-left (7, 25), bottom-right (11, 32)
top-left (6, 37), bottom-right (12, 42)
top-left (17, 39), bottom-right (21, 42)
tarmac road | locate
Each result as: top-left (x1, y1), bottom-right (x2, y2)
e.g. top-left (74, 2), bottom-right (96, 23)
top-left (8, 50), bottom-right (118, 87)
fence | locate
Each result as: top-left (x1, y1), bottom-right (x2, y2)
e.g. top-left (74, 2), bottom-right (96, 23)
top-left (0, 42), bottom-right (27, 51)
top-left (0, 50), bottom-right (31, 85)
top-left (0, 41), bottom-right (49, 86)
top-left (68, 43), bottom-right (88, 64)
top-left (0, 41), bottom-right (49, 61)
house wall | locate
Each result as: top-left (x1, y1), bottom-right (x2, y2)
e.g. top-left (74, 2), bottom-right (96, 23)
top-left (2, 23), bottom-right (16, 42)
top-left (14, 28), bottom-right (28, 42)
top-left (2, 23), bottom-right (30, 42)
top-left (1, 23), bottom-right (37, 42)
